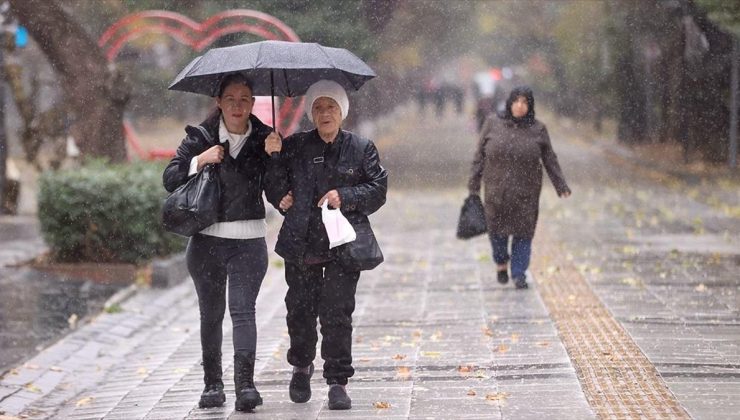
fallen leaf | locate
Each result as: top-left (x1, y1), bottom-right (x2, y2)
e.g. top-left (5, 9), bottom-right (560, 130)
top-left (392, 354), bottom-right (406, 361)
top-left (75, 396), bottom-right (94, 407)
top-left (621, 246), bottom-right (639, 255)
top-left (497, 344), bottom-right (509, 353)
top-left (24, 383), bottom-right (42, 393)
top-left (396, 366), bottom-right (411, 379)
top-left (510, 333), bottom-right (520, 343)
top-left (430, 331), bottom-right (443, 341)
top-left (467, 389), bottom-right (477, 396)
top-left (485, 392), bottom-right (510, 402)
top-left (136, 367), bottom-right (149, 376)
top-left (536, 341), bottom-right (551, 348)
top-left (373, 401), bottom-right (392, 409)
top-left (457, 365), bottom-right (475, 373)
top-left (49, 366), bottom-right (63, 372)
top-left (421, 351), bottom-right (441, 358)
top-left (23, 363), bottom-right (40, 370)
top-left (482, 327), bottom-right (494, 337)
top-left (695, 284), bottom-right (707, 292)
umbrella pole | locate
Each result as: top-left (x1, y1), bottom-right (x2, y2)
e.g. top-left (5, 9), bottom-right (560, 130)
top-left (271, 70), bottom-right (276, 132)
top-left (270, 70), bottom-right (279, 159)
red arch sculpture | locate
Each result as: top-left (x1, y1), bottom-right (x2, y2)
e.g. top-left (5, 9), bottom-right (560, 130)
top-left (98, 10), bottom-right (303, 159)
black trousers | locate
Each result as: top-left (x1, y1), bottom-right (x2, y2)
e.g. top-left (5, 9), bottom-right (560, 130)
top-left (284, 259), bottom-right (360, 385)
top-left (186, 234), bottom-right (267, 361)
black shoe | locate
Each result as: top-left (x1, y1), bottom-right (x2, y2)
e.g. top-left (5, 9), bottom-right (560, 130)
top-left (497, 270), bottom-right (509, 284)
top-left (234, 353), bottom-right (263, 411)
top-left (514, 277), bottom-right (528, 289)
top-left (289, 363), bottom-right (314, 403)
top-left (327, 384), bottom-right (351, 410)
top-left (198, 383), bottom-right (225, 408)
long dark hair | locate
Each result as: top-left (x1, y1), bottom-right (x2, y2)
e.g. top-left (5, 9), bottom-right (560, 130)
top-left (502, 86), bottom-right (535, 127)
top-left (206, 73), bottom-right (255, 121)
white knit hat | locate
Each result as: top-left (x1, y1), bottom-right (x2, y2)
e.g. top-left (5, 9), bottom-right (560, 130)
top-left (305, 80), bottom-right (349, 121)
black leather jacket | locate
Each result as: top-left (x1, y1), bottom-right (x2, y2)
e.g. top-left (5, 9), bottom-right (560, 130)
top-left (267, 129), bottom-right (388, 262)
top-left (162, 112), bottom-right (282, 222)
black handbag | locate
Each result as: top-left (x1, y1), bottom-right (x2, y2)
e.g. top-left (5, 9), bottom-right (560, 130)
top-left (337, 221), bottom-right (384, 271)
top-left (162, 164), bottom-right (221, 237)
top-left (456, 194), bottom-right (487, 239)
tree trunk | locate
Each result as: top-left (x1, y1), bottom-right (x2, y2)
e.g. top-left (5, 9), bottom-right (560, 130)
top-left (8, 0), bottom-right (129, 162)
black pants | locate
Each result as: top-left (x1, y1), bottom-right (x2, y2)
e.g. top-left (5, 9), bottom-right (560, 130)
top-left (285, 260), bottom-right (360, 385)
top-left (186, 234), bottom-right (267, 360)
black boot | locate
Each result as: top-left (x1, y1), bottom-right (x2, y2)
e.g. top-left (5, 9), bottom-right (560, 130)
top-left (198, 351), bottom-right (225, 408)
top-left (289, 363), bottom-right (314, 403)
top-left (327, 384), bottom-right (351, 410)
top-left (234, 352), bottom-right (262, 411)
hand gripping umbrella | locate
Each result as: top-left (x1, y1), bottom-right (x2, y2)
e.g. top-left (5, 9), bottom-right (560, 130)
top-left (169, 40), bottom-right (376, 141)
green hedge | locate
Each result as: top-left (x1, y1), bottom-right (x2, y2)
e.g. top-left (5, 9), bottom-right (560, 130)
top-left (38, 161), bottom-right (186, 264)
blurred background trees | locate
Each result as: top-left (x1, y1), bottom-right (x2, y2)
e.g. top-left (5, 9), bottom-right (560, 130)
top-left (1, 0), bottom-right (738, 170)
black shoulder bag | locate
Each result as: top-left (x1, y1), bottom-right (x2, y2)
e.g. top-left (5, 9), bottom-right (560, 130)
top-left (162, 126), bottom-right (221, 237)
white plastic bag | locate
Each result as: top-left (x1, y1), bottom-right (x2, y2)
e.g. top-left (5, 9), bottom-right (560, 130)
top-left (321, 201), bottom-right (356, 249)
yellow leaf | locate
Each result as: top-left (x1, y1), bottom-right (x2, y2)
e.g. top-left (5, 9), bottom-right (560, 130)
top-left (24, 383), bottom-right (42, 393)
top-left (136, 367), bottom-right (149, 376)
top-left (482, 327), bottom-right (494, 337)
top-left (497, 344), bottom-right (509, 353)
top-left (373, 401), bottom-right (392, 409)
top-left (510, 333), bottom-right (520, 343)
top-left (421, 351), bottom-right (441, 358)
top-left (467, 389), bottom-right (477, 396)
top-left (75, 396), bottom-right (94, 407)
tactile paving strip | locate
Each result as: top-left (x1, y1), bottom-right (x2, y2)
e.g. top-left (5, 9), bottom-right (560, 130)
top-left (534, 229), bottom-right (691, 419)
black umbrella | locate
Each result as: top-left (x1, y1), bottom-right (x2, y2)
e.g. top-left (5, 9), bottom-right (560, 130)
top-left (168, 40), bottom-right (376, 130)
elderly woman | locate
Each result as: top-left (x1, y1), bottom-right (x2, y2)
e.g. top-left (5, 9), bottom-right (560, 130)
top-left (265, 80), bottom-right (387, 410)
top-left (163, 74), bottom-right (282, 411)
top-left (468, 86), bottom-right (571, 289)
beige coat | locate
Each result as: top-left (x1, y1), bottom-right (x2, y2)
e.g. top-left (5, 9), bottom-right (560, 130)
top-left (468, 116), bottom-right (570, 239)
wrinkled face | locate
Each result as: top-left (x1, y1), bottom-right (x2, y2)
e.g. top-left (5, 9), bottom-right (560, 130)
top-left (511, 96), bottom-right (529, 119)
top-left (217, 83), bottom-right (254, 131)
top-left (311, 97), bottom-right (342, 137)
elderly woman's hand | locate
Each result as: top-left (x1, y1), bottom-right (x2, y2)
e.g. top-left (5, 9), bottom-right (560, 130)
top-left (318, 190), bottom-right (341, 209)
top-left (265, 132), bottom-right (282, 155)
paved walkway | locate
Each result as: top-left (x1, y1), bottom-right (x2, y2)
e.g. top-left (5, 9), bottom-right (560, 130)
top-left (0, 104), bottom-right (738, 419)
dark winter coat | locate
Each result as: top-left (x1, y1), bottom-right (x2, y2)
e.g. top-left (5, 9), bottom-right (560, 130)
top-left (468, 115), bottom-right (570, 239)
top-left (162, 112), bottom-right (282, 222)
top-left (267, 129), bottom-right (388, 263)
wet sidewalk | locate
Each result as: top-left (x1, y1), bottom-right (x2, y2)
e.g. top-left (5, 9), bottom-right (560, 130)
top-left (0, 192), bottom-right (595, 420)
top-left (1, 104), bottom-right (738, 419)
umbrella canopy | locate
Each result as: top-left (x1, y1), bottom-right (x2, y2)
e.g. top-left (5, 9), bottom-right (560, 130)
top-left (168, 40), bottom-right (376, 98)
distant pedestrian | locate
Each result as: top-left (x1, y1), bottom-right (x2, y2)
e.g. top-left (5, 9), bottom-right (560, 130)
top-left (265, 80), bottom-right (388, 410)
top-left (162, 74), bottom-right (283, 411)
top-left (468, 86), bottom-right (571, 289)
